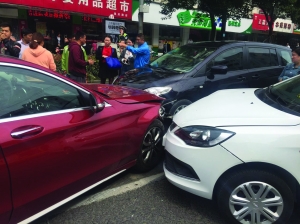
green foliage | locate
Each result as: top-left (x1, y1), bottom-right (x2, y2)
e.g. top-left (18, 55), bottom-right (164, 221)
top-left (53, 54), bottom-right (98, 83)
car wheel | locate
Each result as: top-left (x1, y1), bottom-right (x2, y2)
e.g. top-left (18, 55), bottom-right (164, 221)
top-left (217, 170), bottom-right (294, 224)
top-left (134, 119), bottom-right (164, 172)
top-left (169, 99), bottom-right (192, 116)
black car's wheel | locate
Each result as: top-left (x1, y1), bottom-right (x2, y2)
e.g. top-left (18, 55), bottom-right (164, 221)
top-left (169, 99), bottom-right (192, 116)
top-left (134, 119), bottom-right (164, 172)
top-left (217, 170), bottom-right (294, 224)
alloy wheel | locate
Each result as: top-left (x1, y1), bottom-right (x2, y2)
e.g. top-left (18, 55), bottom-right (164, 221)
top-left (141, 126), bottom-right (162, 164)
top-left (174, 105), bottom-right (187, 114)
top-left (229, 181), bottom-right (284, 224)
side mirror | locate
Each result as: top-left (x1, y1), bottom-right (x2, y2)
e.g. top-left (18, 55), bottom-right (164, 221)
top-left (210, 65), bottom-right (228, 76)
top-left (90, 93), bottom-right (105, 113)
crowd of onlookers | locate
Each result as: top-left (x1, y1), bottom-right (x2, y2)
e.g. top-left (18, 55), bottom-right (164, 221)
top-left (0, 22), bottom-right (151, 84)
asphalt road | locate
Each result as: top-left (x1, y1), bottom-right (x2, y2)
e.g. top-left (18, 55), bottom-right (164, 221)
top-left (33, 162), bottom-right (300, 224)
top-left (32, 119), bottom-right (300, 224)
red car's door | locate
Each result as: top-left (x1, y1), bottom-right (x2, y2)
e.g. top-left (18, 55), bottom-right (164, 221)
top-left (0, 65), bottom-right (127, 223)
top-left (0, 148), bottom-right (12, 224)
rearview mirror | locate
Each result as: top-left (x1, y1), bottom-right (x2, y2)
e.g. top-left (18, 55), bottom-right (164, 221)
top-left (90, 93), bottom-right (105, 113)
top-left (210, 65), bottom-right (228, 76)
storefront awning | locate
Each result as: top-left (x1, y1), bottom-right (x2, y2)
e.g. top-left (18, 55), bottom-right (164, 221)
top-left (0, 0), bottom-right (132, 20)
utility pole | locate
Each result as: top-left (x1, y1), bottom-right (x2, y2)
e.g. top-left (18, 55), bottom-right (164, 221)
top-left (138, 0), bottom-right (144, 33)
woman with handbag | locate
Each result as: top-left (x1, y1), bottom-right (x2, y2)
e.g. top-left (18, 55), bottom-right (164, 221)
top-left (96, 35), bottom-right (119, 84)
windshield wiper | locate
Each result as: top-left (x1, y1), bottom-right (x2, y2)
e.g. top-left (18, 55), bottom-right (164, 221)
top-left (152, 67), bottom-right (181, 73)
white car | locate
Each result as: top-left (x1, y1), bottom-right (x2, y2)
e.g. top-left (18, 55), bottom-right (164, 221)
top-left (163, 76), bottom-right (300, 224)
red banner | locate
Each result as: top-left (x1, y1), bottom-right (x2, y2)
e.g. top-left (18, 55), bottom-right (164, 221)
top-left (252, 13), bottom-right (269, 31)
top-left (0, 0), bottom-right (132, 20)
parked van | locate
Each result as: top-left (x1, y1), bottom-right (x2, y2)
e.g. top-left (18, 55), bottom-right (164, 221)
top-left (115, 41), bottom-right (292, 118)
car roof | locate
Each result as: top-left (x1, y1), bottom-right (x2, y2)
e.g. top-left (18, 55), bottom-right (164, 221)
top-left (187, 41), bottom-right (289, 50)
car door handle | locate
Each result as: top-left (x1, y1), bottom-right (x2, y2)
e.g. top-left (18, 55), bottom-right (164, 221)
top-left (11, 125), bottom-right (44, 139)
top-left (252, 74), bottom-right (259, 79)
top-left (237, 76), bottom-right (246, 81)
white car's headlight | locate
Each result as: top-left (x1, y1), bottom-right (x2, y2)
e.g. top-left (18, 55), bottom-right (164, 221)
top-left (144, 87), bottom-right (172, 96)
top-left (174, 126), bottom-right (235, 147)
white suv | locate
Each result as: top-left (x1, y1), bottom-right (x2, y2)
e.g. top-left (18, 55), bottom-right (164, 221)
top-left (163, 75), bottom-right (300, 223)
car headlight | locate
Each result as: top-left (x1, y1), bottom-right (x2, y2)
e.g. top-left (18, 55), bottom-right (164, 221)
top-left (174, 126), bottom-right (235, 147)
top-left (144, 87), bottom-right (172, 96)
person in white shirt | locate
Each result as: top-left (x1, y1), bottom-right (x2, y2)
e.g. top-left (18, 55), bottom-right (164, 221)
top-left (18, 28), bottom-right (32, 59)
top-left (286, 43), bottom-right (291, 48)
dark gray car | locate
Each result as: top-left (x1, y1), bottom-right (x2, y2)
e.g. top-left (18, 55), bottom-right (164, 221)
top-left (115, 41), bottom-right (292, 118)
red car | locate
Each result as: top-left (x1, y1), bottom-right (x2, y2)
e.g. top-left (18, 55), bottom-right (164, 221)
top-left (0, 56), bottom-right (164, 224)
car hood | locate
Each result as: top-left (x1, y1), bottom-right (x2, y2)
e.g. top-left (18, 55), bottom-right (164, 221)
top-left (117, 66), bottom-right (182, 88)
top-left (173, 88), bottom-right (300, 127)
top-left (81, 83), bottom-right (163, 104)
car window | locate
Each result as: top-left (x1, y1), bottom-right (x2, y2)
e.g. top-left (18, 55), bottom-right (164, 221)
top-left (270, 75), bottom-right (300, 113)
top-left (0, 66), bottom-right (90, 119)
top-left (280, 50), bottom-right (292, 66)
top-left (150, 45), bottom-right (217, 72)
top-left (206, 47), bottom-right (243, 72)
top-left (248, 48), bottom-right (278, 68)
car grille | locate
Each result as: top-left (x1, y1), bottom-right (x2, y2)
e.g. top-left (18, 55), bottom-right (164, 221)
top-left (165, 151), bottom-right (200, 181)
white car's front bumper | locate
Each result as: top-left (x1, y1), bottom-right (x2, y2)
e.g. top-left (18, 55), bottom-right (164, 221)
top-left (163, 130), bottom-right (243, 200)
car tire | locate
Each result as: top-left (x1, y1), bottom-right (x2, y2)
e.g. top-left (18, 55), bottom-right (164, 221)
top-left (169, 99), bottom-right (192, 116)
top-left (134, 119), bottom-right (164, 172)
top-left (217, 170), bottom-right (294, 224)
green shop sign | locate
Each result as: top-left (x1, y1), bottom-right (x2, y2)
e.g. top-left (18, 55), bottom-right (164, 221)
top-left (177, 10), bottom-right (222, 30)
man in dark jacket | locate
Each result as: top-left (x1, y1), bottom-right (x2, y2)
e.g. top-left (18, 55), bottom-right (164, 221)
top-left (68, 31), bottom-right (94, 83)
top-left (0, 22), bottom-right (21, 58)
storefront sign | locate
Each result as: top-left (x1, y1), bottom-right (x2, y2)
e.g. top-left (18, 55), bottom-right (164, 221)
top-left (105, 20), bottom-right (125, 34)
top-left (177, 10), bottom-right (222, 30)
top-left (252, 13), bottom-right (270, 31)
top-left (226, 18), bottom-right (252, 34)
top-left (28, 10), bottom-right (71, 19)
top-left (0, 0), bottom-right (132, 20)
top-left (273, 18), bottom-right (293, 33)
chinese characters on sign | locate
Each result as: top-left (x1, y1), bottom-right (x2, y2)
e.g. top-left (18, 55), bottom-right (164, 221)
top-left (82, 16), bottom-right (102, 23)
top-left (252, 14), bottom-right (269, 31)
top-left (28, 10), bottom-right (71, 20)
top-left (2, 0), bottom-right (132, 19)
top-left (105, 20), bottom-right (125, 34)
top-left (273, 18), bottom-right (293, 33)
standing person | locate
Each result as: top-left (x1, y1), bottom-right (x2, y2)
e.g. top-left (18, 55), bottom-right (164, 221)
top-left (49, 29), bottom-right (58, 53)
top-left (120, 38), bottom-right (135, 75)
top-left (22, 32), bottom-right (56, 71)
top-left (117, 39), bottom-right (126, 58)
top-left (96, 35), bottom-right (119, 84)
top-left (286, 43), bottom-right (291, 48)
top-left (61, 34), bottom-right (88, 77)
top-left (118, 26), bottom-right (128, 43)
top-left (118, 33), bottom-right (150, 69)
top-left (18, 28), bottom-right (33, 59)
top-left (57, 32), bottom-right (61, 48)
top-left (68, 31), bottom-right (94, 83)
top-left (278, 48), bottom-right (300, 82)
top-left (163, 39), bottom-right (171, 54)
top-left (296, 43), bottom-right (299, 48)
top-left (0, 22), bottom-right (21, 57)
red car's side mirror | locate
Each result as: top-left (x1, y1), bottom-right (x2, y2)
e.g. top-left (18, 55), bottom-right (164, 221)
top-left (90, 93), bottom-right (105, 113)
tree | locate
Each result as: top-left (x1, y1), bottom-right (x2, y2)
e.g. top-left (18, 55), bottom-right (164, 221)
top-left (156, 0), bottom-right (248, 41)
top-left (251, 0), bottom-right (298, 42)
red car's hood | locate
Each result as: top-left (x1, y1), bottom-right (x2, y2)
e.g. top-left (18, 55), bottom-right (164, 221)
top-left (81, 83), bottom-right (164, 104)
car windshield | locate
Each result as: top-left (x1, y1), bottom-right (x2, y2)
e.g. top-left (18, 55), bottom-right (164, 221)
top-left (269, 75), bottom-right (300, 113)
top-left (150, 45), bottom-right (217, 72)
